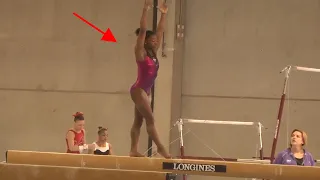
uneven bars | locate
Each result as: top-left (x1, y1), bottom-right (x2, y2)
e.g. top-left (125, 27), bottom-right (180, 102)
top-left (258, 122), bottom-right (264, 160)
top-left (176, 156), bottom-right (270, 164)
top-left (176, 119), bottom-right (186, 180)
top-left (294, 66), bottom-right (320, 73)
top-left (176, 118), bottom-right (264, 166)
top-left (180, 118), bottom-right (255, 126)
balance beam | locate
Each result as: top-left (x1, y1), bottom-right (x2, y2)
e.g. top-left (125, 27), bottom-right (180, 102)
top-left (6, 150), bottom-right (320, 180)
top-left (0, 163), bottom-right (167, 180)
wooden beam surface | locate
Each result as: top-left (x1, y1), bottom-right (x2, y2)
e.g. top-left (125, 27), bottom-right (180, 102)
top-left (6, 150), bottom-right (320, 180)
top-left (0, 162), bottom-right (167, 180)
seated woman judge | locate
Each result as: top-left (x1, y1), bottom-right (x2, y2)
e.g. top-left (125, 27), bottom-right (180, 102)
top-left (93, 126), bottom-right (113, 155)
top-left (273, 129), bottom-right (315, 166)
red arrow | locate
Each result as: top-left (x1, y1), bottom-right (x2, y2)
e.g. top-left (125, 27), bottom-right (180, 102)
top-left (73, 12), bottom-right (116, 42)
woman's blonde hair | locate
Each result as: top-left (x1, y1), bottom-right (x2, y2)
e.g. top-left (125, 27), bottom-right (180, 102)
top-left (289, 129), bottom-right (308, 147)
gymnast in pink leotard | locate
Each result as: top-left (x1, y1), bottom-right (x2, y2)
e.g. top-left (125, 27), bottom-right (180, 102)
top-left (129, 0), bottom-right (171, 159)
top-left (130, 51), bottom-right (159, 96)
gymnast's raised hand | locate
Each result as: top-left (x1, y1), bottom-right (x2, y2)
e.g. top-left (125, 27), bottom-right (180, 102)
top-left (157, 0), bottom-right (168, 14)
top-left (144, 0), bottom-right (153, 10)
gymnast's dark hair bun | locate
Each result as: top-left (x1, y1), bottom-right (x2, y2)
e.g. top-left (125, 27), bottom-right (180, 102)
top-left (97, 126), bottom-right (108, 134)
top-left (73, 112), bottom-right (84, 121)
top-left (135, 28), bottom-right (140, 36)
top-left (135, 28), bottom-right (155, 39)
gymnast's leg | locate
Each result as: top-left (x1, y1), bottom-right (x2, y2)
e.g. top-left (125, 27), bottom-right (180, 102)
top-left (129, 106), bottom-right (145, 157)
top-left (130, 88), bottom-right (171, 158)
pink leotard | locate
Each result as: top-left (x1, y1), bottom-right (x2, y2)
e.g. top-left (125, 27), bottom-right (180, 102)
top-left (130, 55), bottom-right (159, 95)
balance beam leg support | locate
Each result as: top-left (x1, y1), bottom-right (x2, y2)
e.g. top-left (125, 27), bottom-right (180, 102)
top-left (0, 163), bottom-right (168, 180)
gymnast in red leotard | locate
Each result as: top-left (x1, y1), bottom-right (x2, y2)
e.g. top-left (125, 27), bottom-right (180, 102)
top-left (129, 0), bottom-right (171, 159)
top-left (65, 112), bottom-right (95, 154)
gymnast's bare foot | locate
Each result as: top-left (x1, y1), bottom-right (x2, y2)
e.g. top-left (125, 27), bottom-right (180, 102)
top-left (129, 151), bottom-right (145, 157)
top-left (157, 146), bottom-right (172, 159)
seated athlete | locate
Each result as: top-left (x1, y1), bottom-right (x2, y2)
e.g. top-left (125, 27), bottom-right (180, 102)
top-left (65, 112), bottom-right (95, 154)
top-left (129, 0), bottom-right (171, 159)
top-left (273, 129), bottom-right (315, 166)
top-left (93, 126), bottom-right (113, 155)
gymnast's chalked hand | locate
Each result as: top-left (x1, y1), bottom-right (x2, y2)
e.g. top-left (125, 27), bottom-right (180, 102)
top-left (157, 0), bottom-right (168, 14)
top-left (144, 0), bottom-right (153, 10)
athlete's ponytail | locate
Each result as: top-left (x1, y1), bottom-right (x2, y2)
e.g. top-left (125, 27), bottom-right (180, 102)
top-left (135, 28), bottom-right (141, 36)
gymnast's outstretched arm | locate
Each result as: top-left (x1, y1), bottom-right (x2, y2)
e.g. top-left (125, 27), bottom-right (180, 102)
top-left (155, 0), bottom-right (168, 51)
top-left (135, 0), bottom-right (152, 61)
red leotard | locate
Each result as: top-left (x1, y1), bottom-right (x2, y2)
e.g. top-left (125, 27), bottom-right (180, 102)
top-left (66, 129), bottom-right (85, 153)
